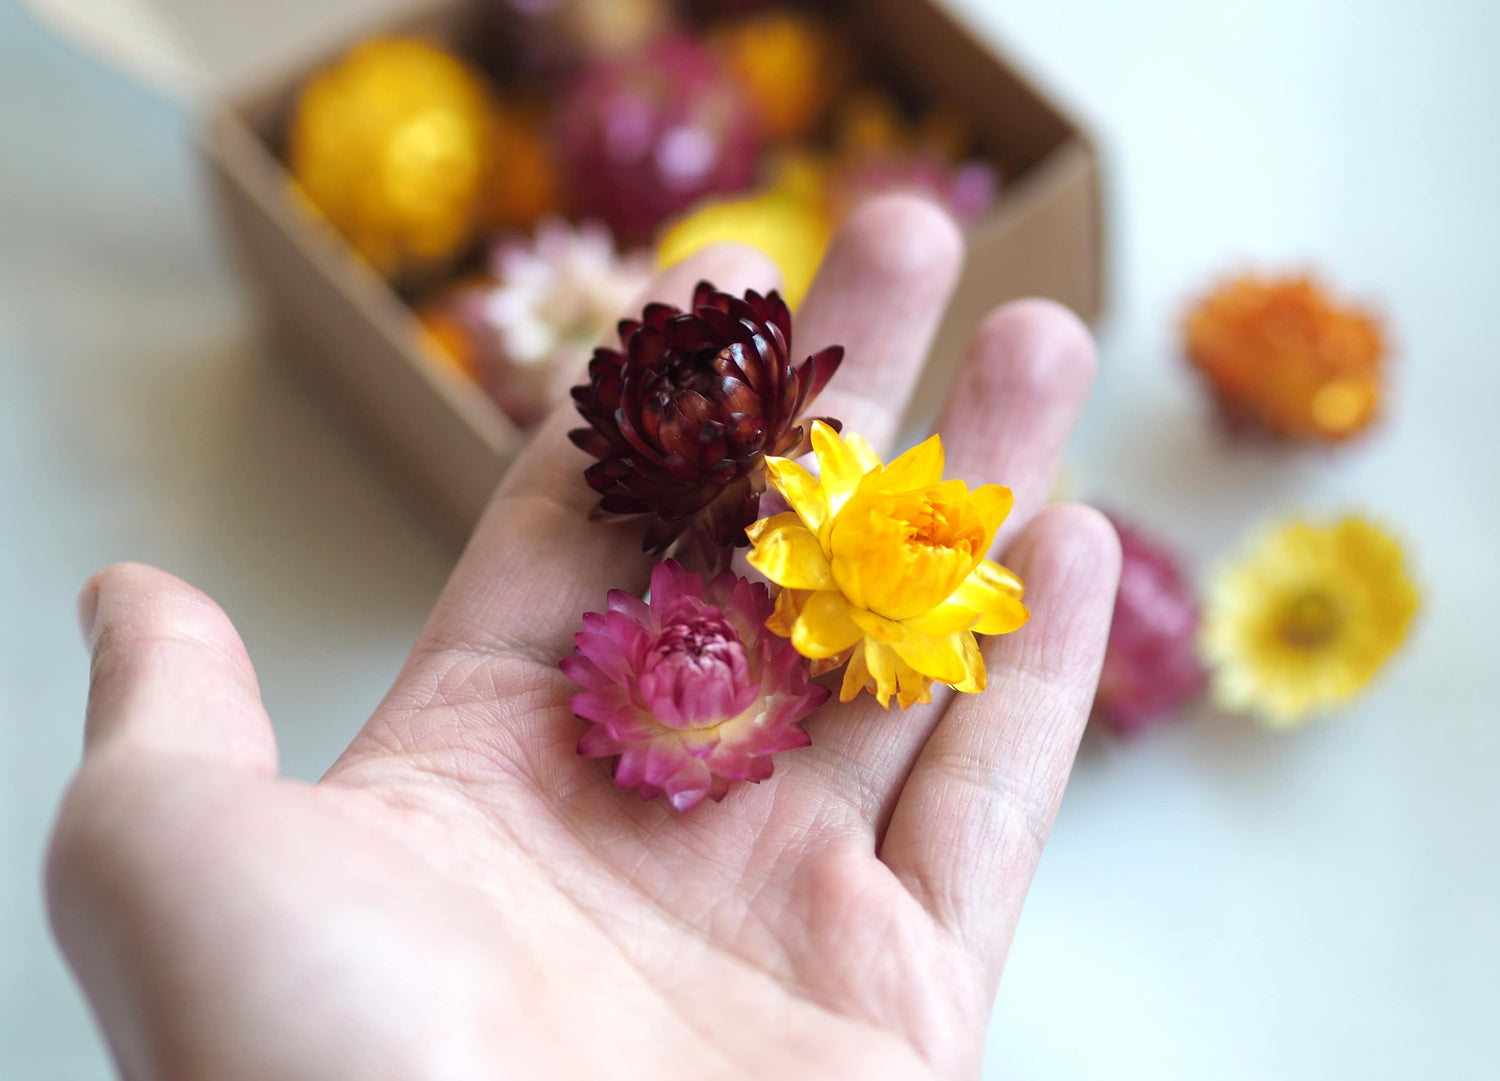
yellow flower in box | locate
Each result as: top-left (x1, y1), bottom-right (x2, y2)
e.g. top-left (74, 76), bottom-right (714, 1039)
top-left (657, 187), bottom-right (833, 309)
top-left (747, 421), bottom-right (1029, 708)
top-left (287, 37), bottom-right (501, 280)
top-left (1201, 516), bottom-right (1419, 725)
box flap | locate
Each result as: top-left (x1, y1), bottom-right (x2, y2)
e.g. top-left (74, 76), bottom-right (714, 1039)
top-left (16, 0), bottom-right (421, 100)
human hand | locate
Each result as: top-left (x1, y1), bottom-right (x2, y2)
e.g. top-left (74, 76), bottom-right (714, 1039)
top-left (47, 196), bottom-right (1120, 1081)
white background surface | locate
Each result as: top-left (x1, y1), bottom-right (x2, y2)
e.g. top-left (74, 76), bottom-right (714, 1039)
top-left (3, 0), bottom-right (1498, 1077)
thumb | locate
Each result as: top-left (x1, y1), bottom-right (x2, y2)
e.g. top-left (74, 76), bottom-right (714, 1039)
top-left (77, 563), bottom-right (277, 776)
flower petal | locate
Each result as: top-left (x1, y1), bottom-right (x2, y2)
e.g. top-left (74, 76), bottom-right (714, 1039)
top-left (873, 432), bottom-right (944, 492)
top-left (746, 513), bottom-right (836, 590)
top-left (763, 455), bottom-right (828, 536)
top-left (965, 484), bottom-right (1014, 542)
top-left (839, 643), bottom-right (871, 703)
top-left (889, 628), bottom-right (971, 686)
top-left (791, 590), bottom-right (864, 659)
top-left (766, 586), bottom-right (805, 638)
top-left (900, 602), bottom-right (981, 636)
top-left (811, 420), bottom-right (871, 513)
top-left (950, 559), bottom-right (1031, 635)
top-left (863, 639), bottom-right (900, 708)
top-left (844, 430), bottom-right (882, 473)
top-left (950, 631), bottom-right (986, 693)
top-left (894, 655), bottom-right (933, 708)
top-left (848, 604), bottom-right (906, 645)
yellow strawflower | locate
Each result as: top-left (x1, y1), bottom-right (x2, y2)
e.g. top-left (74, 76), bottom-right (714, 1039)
top-left (657, 188), bottom-right (833, 309)
top-left (1201, 516), bottom-right (1419, 726)
top-left (746, 422), bottom-right (1029, 708)
top-left (287, 37), bottom-right (500, 279)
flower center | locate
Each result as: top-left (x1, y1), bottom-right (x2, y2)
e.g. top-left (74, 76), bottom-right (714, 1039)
top-left (1278, 589), bottom-right (1344, 648)
top-left (652, 349), bottom-right (723, 399)
top-left (898, 499), bottom-right (969, 552)
top-left (1311, 377), bottom-right (1377, 435)
top-left (830, 489), bottom-right (983, 620)
top-left (650, 613), bottom-right (743, 671)
top-left (639, 611), bottom-right (754, 727)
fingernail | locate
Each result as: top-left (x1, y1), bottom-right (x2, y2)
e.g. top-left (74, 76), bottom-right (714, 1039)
top-left (77, 577), bottom-right (101, 649)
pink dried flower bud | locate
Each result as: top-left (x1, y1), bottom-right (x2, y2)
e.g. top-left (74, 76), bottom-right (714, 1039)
top-left (562, 561), bottom-right (827, 810)
top-left (832, 155), bottom-right (999, 227)
top-left (1094, 514), bottom-right (1209, 736)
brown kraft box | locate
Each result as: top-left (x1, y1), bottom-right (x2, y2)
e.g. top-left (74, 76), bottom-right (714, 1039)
top-left (201, 0), bottom-right (1105, 540)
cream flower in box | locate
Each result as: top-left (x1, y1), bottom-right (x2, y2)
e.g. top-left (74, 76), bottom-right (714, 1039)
top-left (747, 421), bottom-right (1029, 708)
top-left (469, 218), bottom-right (651, 425)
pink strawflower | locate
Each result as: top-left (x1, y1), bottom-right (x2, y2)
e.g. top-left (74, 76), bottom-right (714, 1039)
top-left (562, 561), bottom-right (827, 810)
top-left (556, 36), bottom-right (759, 245)
top-left (828, 154), bottom-right (998, 228)
top-left (1094, 515), bottom-right (1209, 736)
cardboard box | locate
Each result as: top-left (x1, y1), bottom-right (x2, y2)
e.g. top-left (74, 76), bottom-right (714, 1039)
top-left (201, 0), bottom-right (1104, 539)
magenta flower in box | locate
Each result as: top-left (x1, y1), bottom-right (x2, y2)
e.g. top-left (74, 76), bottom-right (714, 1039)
top-left (562, 561), bottom-right (828, 811)
top-left (833, 157), bottom-right (998, 228)
top-left (1093, 514), bottom-right (1208, 736)
top-left (557, 36), bottom-right (758, 245)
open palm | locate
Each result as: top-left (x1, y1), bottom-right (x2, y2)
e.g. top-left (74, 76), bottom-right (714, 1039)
top-left (48, 197), bottom-right (1119, 1081)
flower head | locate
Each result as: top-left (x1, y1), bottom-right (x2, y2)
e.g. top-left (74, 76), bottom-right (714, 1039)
top-left (469, 219), bottom-right (651, 426)
top-left (1094, 515), bottom-right (1208, 736)
top-left (570, 281), bottom-right (844, 556)
top-left (562, 561), bottom-right (828, 811)
top-left (1201, 516), bottom-right (1419, 726)
top-left (821, 89), bottom-right (998, 226)
top-left (657, 188), bottom-right (833, 308)
top-left (1184, 274), bottom-right (1387, 442)
top-left (830, 156), bottom-right (998, 228)
top-left (557, 36), bottom-right (759, 245)
top-left (747, 421), bottom-right (1029, 708)
top-left (288, 38), bottom-right (501, 280)
top-left (713, 11), bottom-right (847, 141)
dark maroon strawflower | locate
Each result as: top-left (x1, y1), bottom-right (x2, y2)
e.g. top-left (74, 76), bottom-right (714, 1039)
top-left (1093, 514), bottom-right (1209, 736)
top-left (569, 281), bottom-right (843, 559)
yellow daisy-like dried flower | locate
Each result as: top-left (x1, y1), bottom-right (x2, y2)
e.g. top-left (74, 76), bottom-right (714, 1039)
top-left (287, 37), bottom-right (501, 281)
top-left (1201, 516), bottom-right (1419, 726)
top-left (1184, 274), bottom-right (1387, 442)
top-left (746, 421), bottom-right (1029, 708)
top-left (656, 188), bottom-right (833, 308)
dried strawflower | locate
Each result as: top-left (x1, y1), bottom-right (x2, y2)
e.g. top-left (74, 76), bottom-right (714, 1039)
top-left (412, 221), bottom-right (649, 426)
top-left (1093, 515), bottom-right (1208, 736)
top-left (1200, 516), bottom-right (1419, 726)
top-left (490, 0), bottom-right (675, 85)
top-left (570, 282), bottom-right (843, 558)
top-left (287, 38), bottom-right (501, 280)
top-left (473, 219), bottom-right (651, 426)
top-left (713, 11), bottom-right (847, 141)
top-left (483, 108), bottom-right (564, 231)
top-left (562, 561), bottom-right (827, 811)
top-left (1184, 274), bottom-right (1387, 441)
top-left (830, 156), bottom-right (997, 228)
top-left (822, 90), bottom-right (998, 226)
top-left (656, 188), bottom-right (833, 308)
top-left (747, 422), bottom-right (1029, 708)
top-left (415, 280), bottom-right (488, 384)
top-left (556, 37), bottom-right (758, 245)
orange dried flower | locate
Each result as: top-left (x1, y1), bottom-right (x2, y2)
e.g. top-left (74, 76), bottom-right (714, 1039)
top-left (714, 11), bottom-right (847, 141)
top-left (1183, 274), bottom-right (1387, 442)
